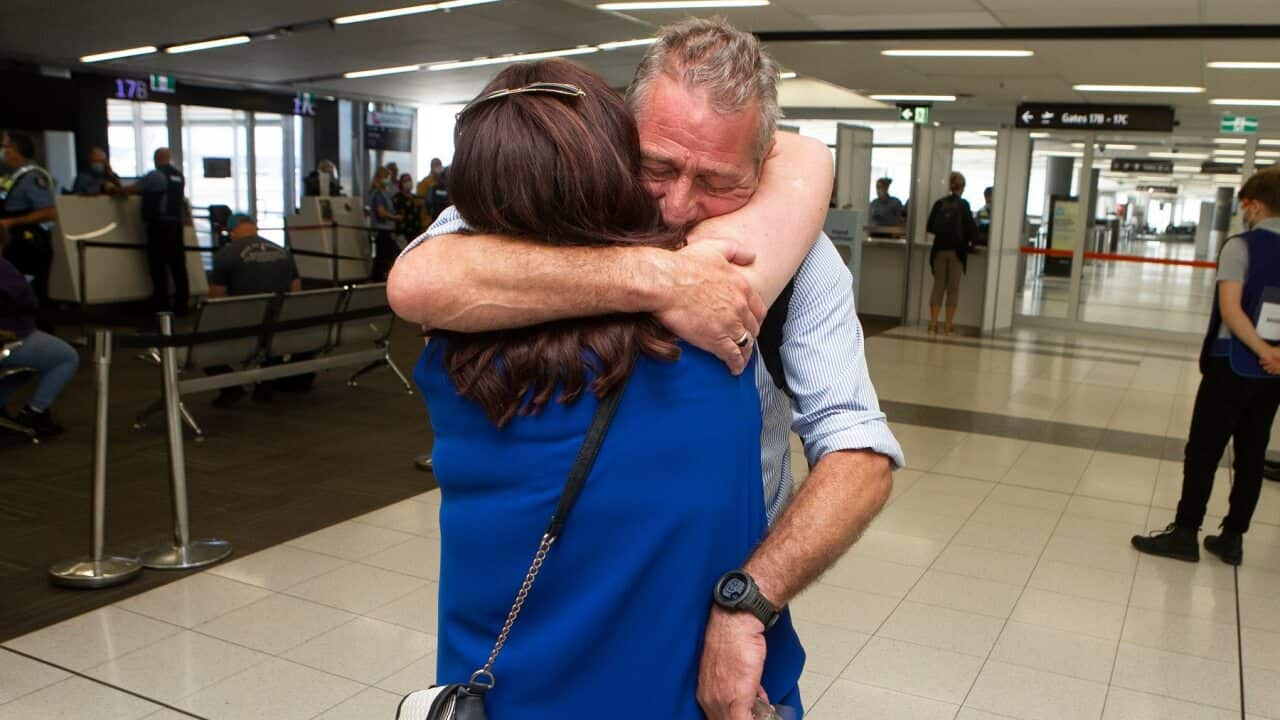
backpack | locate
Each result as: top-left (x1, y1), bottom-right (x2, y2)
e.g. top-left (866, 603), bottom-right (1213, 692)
top-left (929, 196), bottom-right (966, 247)
top-left (757, 277), bottom-right (795, 397)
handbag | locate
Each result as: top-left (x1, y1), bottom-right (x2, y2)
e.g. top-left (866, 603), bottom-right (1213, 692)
top-left (396, 381), bottom-right (629, 720)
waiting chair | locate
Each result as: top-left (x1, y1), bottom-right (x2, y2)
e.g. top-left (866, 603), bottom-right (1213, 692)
top-left (335, 282), bottom-right (412, 394)
top-left (0, 341), bottom-right (39, 444)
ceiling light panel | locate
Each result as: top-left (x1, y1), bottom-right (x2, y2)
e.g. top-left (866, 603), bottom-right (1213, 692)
top-left (344, 64), bottom-right (422, 79)
top-left (597, 38), bottom-right (657, 50)
top-left (80, 46), bottom-right (157, 63)
top-left (1211, 98), bottom-right (1280, 107)
top-left (1074, 84), bottom-right (1204, 94)
top-left (1148, 151), bottom-right (1209, 159)
top-left (882, 49), bottom-right (1033, 58)
top-left (165, 35), bottom-right (251, 54)
top-left (429, 46), bottom-right (598, 71)
top-left (596, 1), bottom-right (769, 9)
top-left (1208, 61), bottom-right (1280, 70)
top-left (334, 0), bottom-right (500, 25)
top-left (869, 94), bottom-right (956, 102)
top-left (1213, 138), bottom-right (1248, 145)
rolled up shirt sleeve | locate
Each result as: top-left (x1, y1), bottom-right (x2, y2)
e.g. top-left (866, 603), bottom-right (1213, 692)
top-left (399, 205), bottom-right (469, 258)
top-left (783, 237), bottom-right (905, 470)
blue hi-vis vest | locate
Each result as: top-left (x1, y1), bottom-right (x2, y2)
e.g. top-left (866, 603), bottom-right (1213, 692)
top-left (1201, 226), bottom-right (1280, 379)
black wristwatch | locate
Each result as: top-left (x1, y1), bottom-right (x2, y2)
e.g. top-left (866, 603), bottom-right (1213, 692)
top-left (713, 570), bottom-right (780, 630)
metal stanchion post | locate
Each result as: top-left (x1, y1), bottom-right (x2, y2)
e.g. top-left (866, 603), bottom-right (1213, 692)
top-left (140, 313), bottom-right (233, 570)
top-left (50, 330), bottom-right (143, 588)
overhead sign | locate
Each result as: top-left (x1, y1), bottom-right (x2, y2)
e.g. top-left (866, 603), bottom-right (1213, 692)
top-left (1015, 103), bottom-right (1175, 132)
top-left (1201, 161), bottom-right (1242, 174)
top-left (1221, 115), bottom-right (1259, 134)
top-left (149, 74), bottom-right (176, 94)
top-left (293, 92), bottom-right (317, 117)
top-left (897, 104), bottom-right (930, 125)
top-left (112, 77), bottom-right (149, 101)
top-left (1137, 185), bottom-right (1179, 194)
top-left (1111, 158), bottom-right (1173, 174)
top-left (365, 110), bottom-right (415, 152)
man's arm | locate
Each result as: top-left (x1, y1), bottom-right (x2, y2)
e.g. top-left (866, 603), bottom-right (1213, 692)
top-left (0, 207), bottom-right (56, 229)
top-left (698, 239), bottom-right (902, 720)
top-left (207, 284), bottom-right (228, 299)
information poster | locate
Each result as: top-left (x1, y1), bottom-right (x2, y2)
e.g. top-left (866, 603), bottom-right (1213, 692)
top-left (1045, 195), bottom-right (1078, 277)
top-left (823, 209), bottom-right (864, 297)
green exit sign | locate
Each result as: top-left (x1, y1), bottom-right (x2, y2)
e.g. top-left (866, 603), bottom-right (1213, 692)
top-left (1221, 115), bottom-right (1258, 134)
top-left (898, 104), bottom-right (931, 125)
top-left (149, 74), bottom-right (176, 94)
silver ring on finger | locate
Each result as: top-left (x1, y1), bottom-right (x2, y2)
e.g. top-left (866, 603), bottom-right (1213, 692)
top-left (735, 332), bottom-right (752, 348)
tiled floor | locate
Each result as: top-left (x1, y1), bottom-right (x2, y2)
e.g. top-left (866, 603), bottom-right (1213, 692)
top-left (5, 327), bottom-right (1280, 719)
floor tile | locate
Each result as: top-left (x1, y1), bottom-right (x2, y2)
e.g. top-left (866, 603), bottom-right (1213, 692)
top-left (966, 660), bottom-right (1108, 720)
top-left (361, 537), bottom-right (442, 580)
top-left (1243, 665), bottom-right (1280, 719)
top-left (117, 573), bottom-right (271, 628)
top-left (952, 519), bottom-right (1053, 556)
top-left (1121, 606), bottom-right (1237, 663)
top-left (986, 484), bottom-right (1071, 512)
top-left (282, 616), bottom-right (435, 685)
top-left (0, 676), bottom-right (158, 720)
top-left (285, 521), bottom-right (416, 562)
top-left (367, 581), bottom-right (440, 634)
top-left (1127, 576), bottom-right (1237, 625)
top-left (792, 619), bottom-right (871, 677)
top-left (1064, 495), bottom-right (1151, 525)
top-left (1111, 642), bottom-right (1239, 711)
top-left (179, 657), bottom-right (363, 720)
top-left (1011, 589), bottom-right (1127, 640)
top-left (4, 607), bottom-right (181, 672)
top-left (797, 671), bottom-right (836, 712)
top-left (1029, 559), bottom-right (1134, 605)
top-left (195, 593), bottom-right (355, 655)
top-left (0, 648), bottom-right (70, 704)
top-left (842, 636), bottom-right (983, 704)
top-left (906, 569), bottom-right (1023, 619)
top-left (285, 562), bottom-right (427, 614)
top-left (932, 544), bottom-right (1039, 586)
top-left (877, 601), bottom-right (1005, 657)
top-left (991, 621), bottom-right (1118, 684)
top-left (312, 686), bottom-right (404, 720)
top-left (351, 499), bottom-right (441, 537)
top-left (1054, 513), bottom-right (1148, 547)
top-left (207, 545), bottom-right (350, 591)
top-left (374, 652), bottom-right (436, 695)
top-left (1240, 591), bottom-right (1280, 633)
top-left (806, 679), bottom-right (958, 720)
top-left (845, 529), bottom-right (948, 568)
top-left (1135, 552), bottom-right (1236, 591)
top-left (1041, 533), bottom-right (1139, 575)
top-left (1102, 687), bottom-right (1239, 720)
top-left (789, 583), bottom-right (900, 634)
top-left (1243, 626), bottom-right (1280, 672)
top-left (86, 630), bottom-right (269, 704)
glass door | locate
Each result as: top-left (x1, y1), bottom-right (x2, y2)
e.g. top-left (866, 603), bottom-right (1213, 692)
top-left (253, 112), bottom-right (287, 245)
top-left (181, 105), bottom-right (250, 251)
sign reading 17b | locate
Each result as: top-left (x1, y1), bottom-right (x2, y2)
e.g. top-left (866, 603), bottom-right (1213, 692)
top-left (1221, 116), bottom-right (1259, 134)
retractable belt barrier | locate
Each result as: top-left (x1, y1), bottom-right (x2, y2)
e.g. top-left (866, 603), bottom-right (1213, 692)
top-left (116, 303), bottom-right (392, 349)
top-left (1019, 245), bottom-right (1219, 270)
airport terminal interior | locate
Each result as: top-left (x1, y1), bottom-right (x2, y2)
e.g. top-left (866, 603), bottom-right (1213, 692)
top-left (4, 1), bottom-right (1280, 719)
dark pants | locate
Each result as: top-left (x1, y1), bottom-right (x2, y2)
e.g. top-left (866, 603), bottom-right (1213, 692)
top-left (371, 229), bottom-right (397, 282)
top-left (1175, 355), bottom-right (1280, 534)
top-left (3, 228), bottom-right (54, 331)
top-left (145, 222), bottom-right (189, 315)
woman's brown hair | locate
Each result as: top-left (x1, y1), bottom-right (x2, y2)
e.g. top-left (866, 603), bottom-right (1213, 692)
top-left (437, 59), bottom-right (684, 427)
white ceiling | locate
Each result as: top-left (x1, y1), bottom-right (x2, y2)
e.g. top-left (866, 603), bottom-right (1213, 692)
top-left (2, 0), bottom-right (1279, 134)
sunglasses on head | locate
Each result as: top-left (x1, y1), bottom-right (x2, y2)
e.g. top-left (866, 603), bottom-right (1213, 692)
top-left (457, 82), bottom-right (586, 119)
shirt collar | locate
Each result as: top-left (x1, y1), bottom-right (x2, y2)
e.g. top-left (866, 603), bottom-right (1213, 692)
top-left (1256, 217), bottom-right (1280, 235)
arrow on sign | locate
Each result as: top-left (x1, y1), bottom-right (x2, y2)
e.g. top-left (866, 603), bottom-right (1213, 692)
top-left (1042, 112), bottom-right (1055, 123)
top-left (900, 107), bottom-right (914, 121)
top-left (1022, 111), bottom-right (1034, 124)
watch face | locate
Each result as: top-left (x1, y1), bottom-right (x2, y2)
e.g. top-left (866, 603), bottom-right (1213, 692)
top-left (720, 575), bottom-right (748, 603)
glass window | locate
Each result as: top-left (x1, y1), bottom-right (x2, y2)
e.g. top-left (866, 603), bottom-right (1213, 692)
top-left (254, 113), bottom-right (287, 245)
top-left (106, 98), bottom-right (169, 180)
top-left (182, 106), bottom-right (250, 254)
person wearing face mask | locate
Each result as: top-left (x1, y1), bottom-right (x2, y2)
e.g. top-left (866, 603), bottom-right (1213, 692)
top-left (72, 147), bottom-right (122, 196)
top-left (0, 131), bottom-right (57, 328)
top-left (369, 167), bottom-right (401, 281)
top-left (416, 157), bottom-right (449, 222)
top-left (1133, 167), bottom-right (1280, 567)
top-left (392, 172), bottom-right (424, 246)
top-left (303, 160), bottom-right (344, 197)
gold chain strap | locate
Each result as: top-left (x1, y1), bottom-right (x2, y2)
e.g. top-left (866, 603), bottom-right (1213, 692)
top-left (468, 533), bottom-right (557, 689)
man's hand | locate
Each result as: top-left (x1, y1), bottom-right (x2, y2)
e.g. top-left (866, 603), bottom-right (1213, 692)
top-left (1262, 347), bottom-right (1280, 375)
top-left (652, 240), bottom-right (766, 375)
top-left (697, 607), bottom-right (768, 720)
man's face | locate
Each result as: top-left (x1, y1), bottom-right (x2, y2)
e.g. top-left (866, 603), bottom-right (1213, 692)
top-left (1, 134), bottom-right (20, 169)
top-left (876, 183), bottom-right (889, 200)
top-left (634, 75), bottom-right (764, 227)
top-left (431, 162), bottom-right (442, 177)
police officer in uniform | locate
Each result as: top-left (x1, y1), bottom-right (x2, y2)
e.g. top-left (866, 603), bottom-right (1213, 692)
top-left (126, 148), bottom-right (189, 315)
top-left (0, 131), bottom-right (57, 322)
top-left (1133, 167), bottom-right (1280, 566)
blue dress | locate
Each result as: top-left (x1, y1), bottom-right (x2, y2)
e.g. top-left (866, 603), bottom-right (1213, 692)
top-left (415, 342), bottom-right (806, 719)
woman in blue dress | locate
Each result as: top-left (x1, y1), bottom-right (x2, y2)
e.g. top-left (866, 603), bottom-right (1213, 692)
top-left (412, 59), bottom-right (805, 719)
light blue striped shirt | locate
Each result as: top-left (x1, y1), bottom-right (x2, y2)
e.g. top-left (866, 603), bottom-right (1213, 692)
top-left (403, 207), bottom-right (904, 523)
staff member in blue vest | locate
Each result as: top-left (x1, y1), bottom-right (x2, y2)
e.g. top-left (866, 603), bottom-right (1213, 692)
top-left (1133, 167), bottom-right (1280, 566)
top-left (0, 131), bottom-right (58, 324)
top-left (125, 148), bottom-right (190, 316)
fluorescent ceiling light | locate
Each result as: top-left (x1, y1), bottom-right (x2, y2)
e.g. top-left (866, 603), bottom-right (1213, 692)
top-left (1072, 142), bottom-right (1137, 150)
top-left (1211, 98), bottom-right (1280, 107)
top-left (1030, 132), bottom-right (1050, 138)
top-left (1258, 150), bottom-right (1280, 158)
top-left (1038, 151), bottom-right (1083, 157)
top-left (597, 38), bottom-right (657, 50)
top-left (869, 94), bottom-right (956, 102)
top-left (1213, 137), bottom-right (1247, 145)
top-left (597, 0), bottom-right (769, 9)
top-left (1148, 151), bottom-right (1209, 159)
top-left (1173, 165), bottom-right (1200, 172)
top-left (429, 46), bottom-right (598, 71)
top-left (165, 35), bottom-right (251, 54)
top-left (343, 64), bottom-right (422, 79)
top-left (80, 46), bottom-right (157, 63)
top-left (334, 0), bottom-right (499, 25)
top-left (779, 71), bottom-right (797, 80)
top-left (975, 130), bottom-right (998, 136)
top-left (1213, 149), bottom-right (1246, 156)
top-left (1208, 61), bottom-right (1280, 70)
top-left (1261, 139), bottom-right (1280, 146)
top-left (882, 49), bottom-right (1033, 58)
top-left (1074, 84), bottom-right (1204, 94)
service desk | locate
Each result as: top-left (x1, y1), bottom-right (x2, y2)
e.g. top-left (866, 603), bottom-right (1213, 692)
top-left (857, 237), bottom-right (910, 320)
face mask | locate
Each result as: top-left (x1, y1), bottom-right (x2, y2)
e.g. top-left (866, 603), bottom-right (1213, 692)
top-left (90, 162), bottom-right (106, 174)
top-left (401, 182), bottom-right (413, 192)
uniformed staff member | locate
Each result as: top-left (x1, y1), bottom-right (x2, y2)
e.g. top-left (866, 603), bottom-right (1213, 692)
top-left (71, 147), bottom-right (122, 196)
top-left (0, 131), bottom-right (57, 322)
top-left (125, 148), bottom-right (190, 315)
top-left (1133, 167), bottom-right (1280, 566)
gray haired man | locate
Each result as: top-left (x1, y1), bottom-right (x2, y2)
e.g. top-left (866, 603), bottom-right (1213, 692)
top-left (390, 18), bottom-right (902, 720)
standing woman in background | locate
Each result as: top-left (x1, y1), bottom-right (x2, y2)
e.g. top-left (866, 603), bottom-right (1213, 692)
top-left (369, 166), bottom-right (400, 281)
top-left (926, 171), bottom-right (979, 335)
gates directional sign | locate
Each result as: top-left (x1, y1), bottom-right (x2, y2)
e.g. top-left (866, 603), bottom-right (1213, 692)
top-left (1111, 158), bottom-right (1173, 174)
top-left (1015, 103), bottom-right (1175, 132)
top-left (897, 104), bottom-right (930, 125)
top-left (1221, 115), bottom-right (1259, 134)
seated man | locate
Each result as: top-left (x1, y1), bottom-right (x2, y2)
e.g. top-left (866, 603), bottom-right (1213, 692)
top-left (71, 147), bottom-right (123, 196)
top-left (0, 257), bottom-right (77, 436)
top-left (206, 214), bottom-right (302, 407)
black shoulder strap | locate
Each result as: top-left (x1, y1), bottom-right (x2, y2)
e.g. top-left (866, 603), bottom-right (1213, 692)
top-left (758, 277), bottom-right (796, 397)
top-left (544, 374), bottom-right (631, 539)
